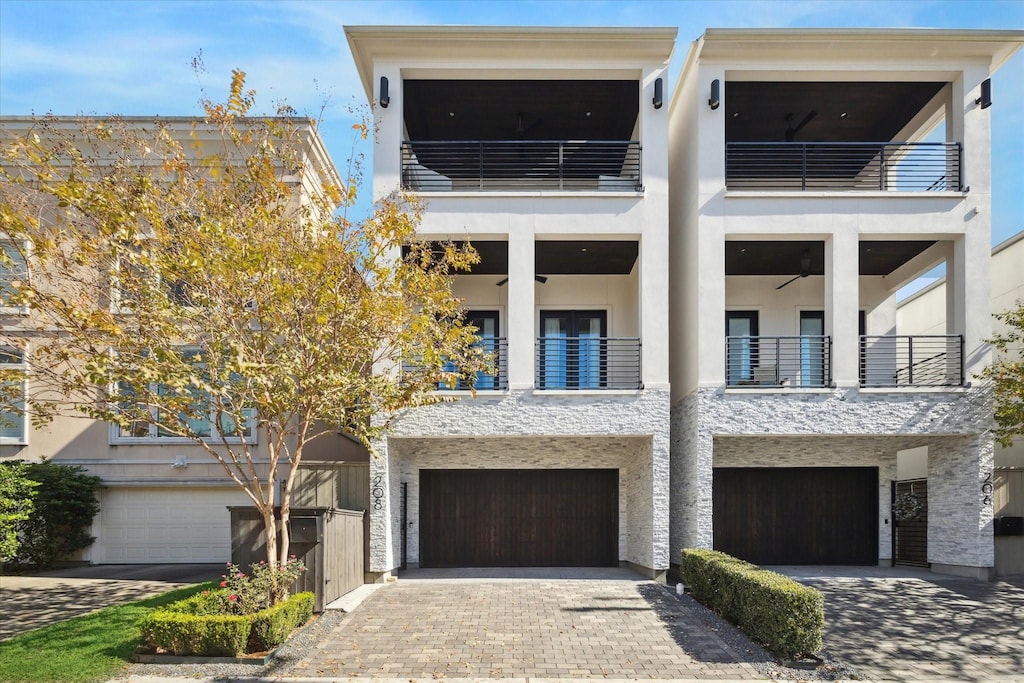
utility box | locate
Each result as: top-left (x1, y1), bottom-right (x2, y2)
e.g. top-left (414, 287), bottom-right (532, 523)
top-left (228, 506), bottom-right (365, 612)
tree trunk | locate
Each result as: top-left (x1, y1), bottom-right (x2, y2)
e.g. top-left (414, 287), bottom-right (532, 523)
top-left (261, 506), bottom-right (278, 573)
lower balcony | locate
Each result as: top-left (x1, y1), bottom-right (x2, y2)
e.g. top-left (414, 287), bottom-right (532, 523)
top-left (536, 336), bottom-right (642, 390)
top-left (726, 335), bottom-right (832, 388)
top-left (860, 335), bottom-right (964, 388)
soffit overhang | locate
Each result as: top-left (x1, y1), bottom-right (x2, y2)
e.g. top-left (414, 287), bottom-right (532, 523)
top-left (344, 25), bottom-right (677, 102)
top-left (694, 28), bottom-right (1024, 70)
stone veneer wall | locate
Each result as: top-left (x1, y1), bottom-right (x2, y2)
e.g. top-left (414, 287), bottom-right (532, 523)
top-left (670, 386), bottom-right (993, 570)
top-left (369, 389), bottom-right (671, 574)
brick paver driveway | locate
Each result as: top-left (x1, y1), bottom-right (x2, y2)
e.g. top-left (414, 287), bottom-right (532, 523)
top-left (779, 567), bottom-right (1024, 682)
top-left (287, 569), bottom-right (769, 679)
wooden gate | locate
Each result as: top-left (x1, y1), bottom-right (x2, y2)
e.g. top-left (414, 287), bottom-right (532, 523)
top-left (892, 478), bottom-right (928, 567)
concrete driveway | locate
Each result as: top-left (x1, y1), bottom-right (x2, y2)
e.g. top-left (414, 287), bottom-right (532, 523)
top-left (0, 564), bottom-right (221, 640)
top-left (287, 567), bottom-right (771, 679)
top-left (777, 566), bottom-right (1024, 682)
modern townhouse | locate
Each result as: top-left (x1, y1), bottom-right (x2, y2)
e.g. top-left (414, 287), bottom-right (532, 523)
top-left (668, 29), bottom-right (1022, 580)
top-left (0, 116), bottom-right (344, 564)
top-left (345, 26), bottom-right (677, 581)
top-left (898, 230), bottom-right (1024, 576)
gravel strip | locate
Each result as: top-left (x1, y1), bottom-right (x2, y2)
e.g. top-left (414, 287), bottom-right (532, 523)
top-left (112, 609), bottom-right (346, 681)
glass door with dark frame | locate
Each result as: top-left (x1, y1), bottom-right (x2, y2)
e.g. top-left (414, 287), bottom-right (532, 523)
top-left (799, 310), bottom-right (825, 387)
top-left (539, 311), bottom-right (607, 389)
top-left (440, 310), bottom-right (500, 390)
top-left (726, 311), bottom-right (759, 385)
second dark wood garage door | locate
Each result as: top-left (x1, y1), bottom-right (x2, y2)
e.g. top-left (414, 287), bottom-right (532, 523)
top-left (420, 469), bottom-right (618, 567)
top-left (713, 467), bottom-right (879, 565)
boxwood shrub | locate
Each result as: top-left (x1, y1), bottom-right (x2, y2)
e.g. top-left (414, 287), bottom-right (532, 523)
top-left (140, 591), bottom-right (315, 657)
top-left (680, 548), bottom-right (824, 659)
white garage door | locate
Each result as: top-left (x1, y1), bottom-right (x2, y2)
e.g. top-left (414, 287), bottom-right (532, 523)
top-left (97, 487), bottom-right (250, 563)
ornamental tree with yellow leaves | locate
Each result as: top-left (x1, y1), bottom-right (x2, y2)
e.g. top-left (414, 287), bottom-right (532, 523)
top-left (0, 73), bottom-right (484, 590)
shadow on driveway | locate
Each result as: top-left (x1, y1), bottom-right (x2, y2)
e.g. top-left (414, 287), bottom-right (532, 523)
top-left (776, 566), bottom-right (1024, 682)
top-left (0, 564), bottom-right (221, 640)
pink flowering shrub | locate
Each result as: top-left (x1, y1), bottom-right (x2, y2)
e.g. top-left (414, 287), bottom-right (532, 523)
top-left (216, 558), bottom-right (306, 614)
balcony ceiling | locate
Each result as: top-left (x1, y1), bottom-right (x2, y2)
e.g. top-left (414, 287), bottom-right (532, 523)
top-left (404, 240), bottom-right (639, 275)
top-left (403, 80), bottom-right (639, 141)
top-left (726, 240), bottom-right (936, 276)
top-left (725, 82), bottom-right (945, 142)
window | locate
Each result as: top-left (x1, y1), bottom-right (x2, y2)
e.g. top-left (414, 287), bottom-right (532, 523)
top-left (539, 310), bottom-right (607, 389)
top-left (113, 349), bottom-right (256, 443)
top-left (1, 240), bottom-right (29, 314)
top-left (726, 310), bottom-right (759, 385)
top-left (438, 310), bottom-right (502, 390)
top-left (0, 349), bottom-right (28, 444)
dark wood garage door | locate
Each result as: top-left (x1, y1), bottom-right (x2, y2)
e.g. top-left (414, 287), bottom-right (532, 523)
top-left (420, 469), bottom-right (618, 567)
top-left (713, 467), bottom-right (878, 565)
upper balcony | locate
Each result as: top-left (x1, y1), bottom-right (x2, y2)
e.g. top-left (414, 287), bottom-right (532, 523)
top-left (400, 79), bottom-right (643, 193)
top-left (723, 81), bottom-right (959, 193)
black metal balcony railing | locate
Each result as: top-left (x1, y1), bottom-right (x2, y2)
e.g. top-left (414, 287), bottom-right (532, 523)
top-left (860, 335), bottom-right (964, 388)
top-left (726, 142), bottom-right (962, 192)
top-left (535, 336), bottom-right (641, 390)
top-left (403, 337), bottom-right (508, 391)
top-left (726, 335), bottom-right (832, 388)
top-left (402, 140), bottom-right (642, 192)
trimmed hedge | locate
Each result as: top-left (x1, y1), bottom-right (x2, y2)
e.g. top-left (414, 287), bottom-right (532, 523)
top-left (680, 548), bottom-right (824, 659)
top-left (140, 591), bottom-right (315, 656)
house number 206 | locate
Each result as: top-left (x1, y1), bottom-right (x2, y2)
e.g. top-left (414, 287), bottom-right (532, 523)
top-left (372, 475), bottom-right (385, 510)
top-left (981, 472), bottom-right (993, 506)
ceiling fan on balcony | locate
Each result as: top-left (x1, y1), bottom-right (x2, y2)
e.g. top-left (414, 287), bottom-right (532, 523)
top-left (776, 249), bottom-right (813, 289)
top-left (781, 110), bottom-right (818, 142)
top-left (495, 275), bottom-right (548, 286)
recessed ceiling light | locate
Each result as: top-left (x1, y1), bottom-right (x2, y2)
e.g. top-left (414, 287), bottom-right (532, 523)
top-left (586, 111), bottom-right (592, 117)
top-left (449, 112), bottom-right (455, 117)
top-left (581, 248), bottom-right (588, 252)
top-left (732, 112), bottom-right (740, 118)
top-left (840, 112), bottom-right (848, 118)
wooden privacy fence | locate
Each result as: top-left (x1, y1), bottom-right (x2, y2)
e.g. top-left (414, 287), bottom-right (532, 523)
top-left (228, 506), bottom-right (365, 612)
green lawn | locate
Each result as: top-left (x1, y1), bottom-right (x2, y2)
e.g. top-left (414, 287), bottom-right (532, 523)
top-left (0, 581), bottom-right (216, 683)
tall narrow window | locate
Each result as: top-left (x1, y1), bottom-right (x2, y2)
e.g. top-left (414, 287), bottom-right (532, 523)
top-left (0, 349), bottom-right (27, 444)
top-left (799, 311), bottom-right (825, 387)
top-left (726, 311), bottom-right (759, 385)
top-left (0, 240), bottom-right (29, 313)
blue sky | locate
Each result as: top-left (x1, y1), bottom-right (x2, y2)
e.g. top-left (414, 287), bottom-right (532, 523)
top-left (1, 0), bottom-right (1021, 248)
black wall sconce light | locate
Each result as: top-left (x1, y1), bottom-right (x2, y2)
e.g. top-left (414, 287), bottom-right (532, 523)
top-left (976, 78), bottom-right (991, 109)
top-left (708, 79), bottom-right (720, 110)
top-left (379, 76), bottom-right (390, 108)
top-left (653, 78), bottom-right (664, 109)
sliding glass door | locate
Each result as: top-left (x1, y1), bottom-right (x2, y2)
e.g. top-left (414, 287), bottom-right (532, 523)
top-left (539, 311), bottom-right (607, 389)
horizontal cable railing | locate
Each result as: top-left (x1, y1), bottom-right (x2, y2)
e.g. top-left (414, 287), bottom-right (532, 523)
top-left (402, 140), bottom-right (641, 192)
top-left (535, 337), bottom-right (641, 390)
top-left (726, 335), bottom-right (832, 388)
top-left (860, 335), bottom-right (963, 388)
top-left (726, 142), bottom-right (961, 192)
top-left (403, 337), bottom-right (508, 391)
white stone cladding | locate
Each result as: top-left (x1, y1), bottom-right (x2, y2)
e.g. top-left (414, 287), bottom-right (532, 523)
top-left (670, 386), bottom-right (994, 570)
top-left (369, 389), bottom-right (671, 574)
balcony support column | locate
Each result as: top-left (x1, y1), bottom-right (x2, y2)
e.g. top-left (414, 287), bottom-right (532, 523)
top-left (507, 227), bottom-right (535, 390)
top-left (826, 228), bottom-right (859, 386)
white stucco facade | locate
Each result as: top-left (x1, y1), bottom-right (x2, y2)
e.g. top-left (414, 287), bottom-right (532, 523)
top-left (346, 26), bottom-right (677, 579)
top-left (668, 29), bottom-right (1022, 579)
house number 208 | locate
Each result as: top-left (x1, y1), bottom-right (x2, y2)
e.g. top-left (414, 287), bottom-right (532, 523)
top-left (372, 475), bottom-right (385, 510)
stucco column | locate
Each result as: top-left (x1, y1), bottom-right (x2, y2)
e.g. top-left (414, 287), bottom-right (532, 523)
top-left (826, 228), bottom-right (860, 386)
top-left (507, 226), bottom-right (535, 389)
top-left (371, 63), bottom-right (402, 199)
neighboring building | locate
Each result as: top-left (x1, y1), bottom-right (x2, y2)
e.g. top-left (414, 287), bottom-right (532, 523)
top-left (345, 26), bottom-right (677, 580)
top-left (898, 230), bottom-right (1024, 575)
top-left (668, 29), bottom-right (1022, 580)
top-left (0, 116), bottom-right (347, 564)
